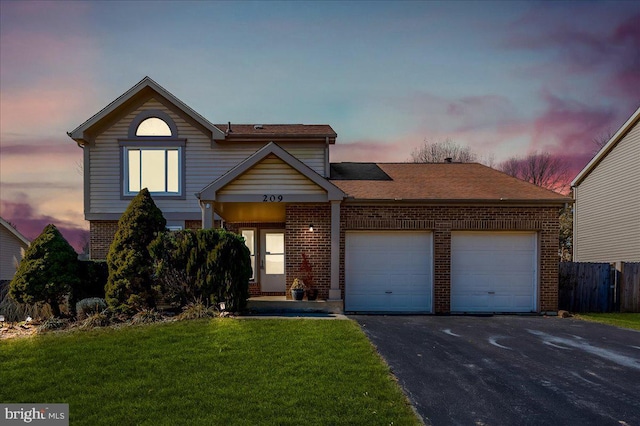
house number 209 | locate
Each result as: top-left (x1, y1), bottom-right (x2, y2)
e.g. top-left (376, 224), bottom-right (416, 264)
top-left (263, 195), bottom-right (283, 202)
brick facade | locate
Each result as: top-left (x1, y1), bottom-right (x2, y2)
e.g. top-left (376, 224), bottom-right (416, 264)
top-left (285, 205), bottom-right (332, 300)
top-left (89, 204), bottom-right (561, 313)
top-left (89, 221), bottom-right (119, 260)
top-left (340, 204), bottom-right (560, 313)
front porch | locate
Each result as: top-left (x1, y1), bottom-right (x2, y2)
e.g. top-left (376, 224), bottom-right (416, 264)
top-left (246, 296), bottom-right (344, 314)
top-left (196, 142), bottom-right (345, 301)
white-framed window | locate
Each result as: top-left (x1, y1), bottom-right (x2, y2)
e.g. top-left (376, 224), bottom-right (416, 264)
top-left (241, 229), bottom-right (256, 281)
top-left (124, 147), bottom-right (182, 196)
top-left (166, 225), bottom-right (183, 232)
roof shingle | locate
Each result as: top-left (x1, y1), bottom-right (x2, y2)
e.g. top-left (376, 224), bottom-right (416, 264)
top-left (215, 124), bottom-right (336, 138)
top-left (330, 163), bottom-right (570, 203)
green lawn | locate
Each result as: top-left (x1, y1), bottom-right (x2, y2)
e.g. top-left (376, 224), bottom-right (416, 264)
top-left (576, 313), bottom-right (640, 330)
top-left (0, 319), bottom-right (419, 425)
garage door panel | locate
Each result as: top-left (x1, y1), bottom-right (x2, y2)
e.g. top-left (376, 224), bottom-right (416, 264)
top-left (346, 232), bottom-right (433, 313)
top-left (451, 232), bottom-right (537, 313)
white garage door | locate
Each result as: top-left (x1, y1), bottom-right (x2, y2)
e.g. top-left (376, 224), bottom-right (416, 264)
top-left (345, 232), bottom-right (433, 313)
top-left (451, 232), bottom-right (537, 313)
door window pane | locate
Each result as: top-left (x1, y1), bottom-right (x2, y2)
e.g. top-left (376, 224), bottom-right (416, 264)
top-left (265, 254), bottom-right (284, 275)
top-left (265, 233), bottom-right (284, 254)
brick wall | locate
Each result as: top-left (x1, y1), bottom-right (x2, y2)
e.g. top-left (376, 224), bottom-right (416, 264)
top-left (185, 220), bottom-right (202, 230)
top-left (89, 221), bottom-right (119, 260)
top-left (340, 204), bottom-right (561, 313)
top-left (285, 205), bottom-right (332, 300)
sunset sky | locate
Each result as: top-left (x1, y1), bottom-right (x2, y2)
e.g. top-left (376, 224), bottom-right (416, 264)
top-left (1, 0), bottom-right (639, 251)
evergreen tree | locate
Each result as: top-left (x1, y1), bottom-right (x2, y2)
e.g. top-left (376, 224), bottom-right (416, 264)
top-left (9, 224), bottom-right (79, 317)
top-left (106, 188), bottom-right (166, 312)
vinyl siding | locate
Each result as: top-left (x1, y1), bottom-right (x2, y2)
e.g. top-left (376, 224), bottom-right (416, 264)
top-left (574, 121), bottom-right (640, 262)
top-left (89, 99), bottom-right (326, 215)
top-left (219, 155), bottom-right (326, 195)
top-left (0, 227), bottom-right (28, 281)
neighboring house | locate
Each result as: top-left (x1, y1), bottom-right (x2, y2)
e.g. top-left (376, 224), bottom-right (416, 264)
top-left (68, 77), bottom-right (570, 314)
top-left (572, 106), bottom-right (640, 263)
top-left (0, 217), bottom-right (30, 281)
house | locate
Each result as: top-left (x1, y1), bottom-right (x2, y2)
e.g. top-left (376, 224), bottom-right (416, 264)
top-left (68, 77), bottom-right (570, 314)
top-left (572, 106), bottom-right (640, 263)
top-left (0, 217), bottom-right (30, 282)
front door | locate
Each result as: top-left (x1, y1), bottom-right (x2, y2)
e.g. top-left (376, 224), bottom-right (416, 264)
top-left (260, 230), bottom-right (286, 292)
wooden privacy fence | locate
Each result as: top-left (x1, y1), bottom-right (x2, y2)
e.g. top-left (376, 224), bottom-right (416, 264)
top-left (558, 262), bottom-right (640, 313)
top-left (620, 262), bottom-right (640, 312)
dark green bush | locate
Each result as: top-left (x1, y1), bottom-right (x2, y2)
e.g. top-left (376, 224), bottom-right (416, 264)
top-left (149, 228), bottom-right (251, 312)
top-left (9, 224), bottom-right (79, 317)
top-left (106, 189), bottom-right (166, 313)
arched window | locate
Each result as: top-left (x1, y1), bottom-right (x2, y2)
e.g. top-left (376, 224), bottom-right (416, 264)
top-left (121, 110), bottom-right (185, 198)
top-left (136, 117), bottom-right (172, 136)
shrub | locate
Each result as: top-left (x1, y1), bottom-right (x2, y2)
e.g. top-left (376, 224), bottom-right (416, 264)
top-left (76, 297), bottom-right (107, 320)
top-left (149, 228), bottom-right (251, 311)
top-left (0, 283), bottom-right (52, 322)
top-left (130, 309), bottom-right (165, 325)
top-left (178, 300), bottom-right (215, 321)
top-left (80, 312), bottom-right (110, 329)
top-left (106, 189), bottom-right (166, 313)
top-left (37, 317), bottom-right (68, 332)
top-left (9, 224), bottom-right (79, 317)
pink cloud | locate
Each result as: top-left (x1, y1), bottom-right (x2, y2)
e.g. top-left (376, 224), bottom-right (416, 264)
top-left (0, 196), bottom-right (88, 253)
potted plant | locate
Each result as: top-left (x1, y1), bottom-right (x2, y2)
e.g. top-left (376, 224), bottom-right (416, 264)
top-left (291, 278), bottom-right (305, 301)
top-left (300, 253), bottom-right (318, 301)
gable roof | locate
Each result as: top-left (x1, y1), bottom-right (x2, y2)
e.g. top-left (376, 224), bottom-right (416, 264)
top-left (68, 76), bottom-right (226, 144)
top-left (0, 217), bottom-right (30, 247)
top-left (331, 163), bottom-right (570, 204)
top-left (198, 142), bottom-right (345, 201)
top-left (572, 106), bottom-right (640, 187)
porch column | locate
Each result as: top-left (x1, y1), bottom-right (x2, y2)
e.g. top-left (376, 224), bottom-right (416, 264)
top-left (200, 201), bottom-right (213, 229)
top-left (329, 200), bottom-right (341, 300)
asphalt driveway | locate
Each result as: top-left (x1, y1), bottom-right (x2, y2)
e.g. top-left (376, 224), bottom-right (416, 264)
top-left (352, 315), bottom-right (640, 426)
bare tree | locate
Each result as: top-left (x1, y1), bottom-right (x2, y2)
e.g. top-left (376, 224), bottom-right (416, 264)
top-left (411, 138), bottom-right (478, 163)
top-left (592, 130), bottom-right (614, 154)
top-left (499, 151), bottom-right (570, 193)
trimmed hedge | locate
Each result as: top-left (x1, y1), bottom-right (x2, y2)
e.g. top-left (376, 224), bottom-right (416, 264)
top-left (149, 228), bottom-right (251, 312)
